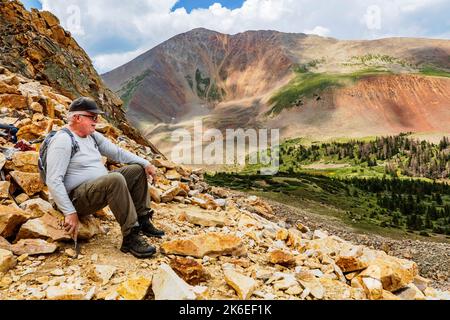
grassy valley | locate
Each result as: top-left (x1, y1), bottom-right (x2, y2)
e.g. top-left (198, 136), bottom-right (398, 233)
top-left (206, 134), bottom-right (450, 239)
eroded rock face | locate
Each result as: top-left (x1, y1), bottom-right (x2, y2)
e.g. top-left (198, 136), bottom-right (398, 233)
top-left (161, 233), bottom-right (246, 258)
top-left (0, 0), bottom-right (154, 150)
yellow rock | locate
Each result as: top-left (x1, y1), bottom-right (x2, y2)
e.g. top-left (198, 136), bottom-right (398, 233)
top-left (116, 276), bottom-right (152, 300)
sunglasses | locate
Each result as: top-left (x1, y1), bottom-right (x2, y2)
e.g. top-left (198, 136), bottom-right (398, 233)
top-left (77, 114), bottom-right (98, 121)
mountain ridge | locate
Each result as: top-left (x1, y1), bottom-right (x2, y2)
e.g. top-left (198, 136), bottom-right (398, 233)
top-left (102, 28), bottom-right (450, 155)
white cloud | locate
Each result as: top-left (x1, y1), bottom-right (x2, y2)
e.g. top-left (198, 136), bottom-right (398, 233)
top-left (38, 0), bottom-right (450, 73)
top-left (304, 26), bottom-right (330, 37)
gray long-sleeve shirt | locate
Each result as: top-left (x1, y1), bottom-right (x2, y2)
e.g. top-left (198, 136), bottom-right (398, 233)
top-left (46, 128), bottom-right (150, 215)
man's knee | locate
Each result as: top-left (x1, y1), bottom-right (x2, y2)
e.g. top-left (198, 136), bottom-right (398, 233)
top-left (107, 172), bottom-right (127, 189)
top-left (129, 164), bottom-right (146, 176)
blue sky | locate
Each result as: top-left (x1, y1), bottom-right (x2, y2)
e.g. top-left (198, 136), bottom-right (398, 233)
top-left (32, 0), bottom-right (450, 73)
top-left (172, 0), bottom-right (244, 12)
top-left (22, 0), bottom-right (246, 12)
top-left (22, 0), bottom-right (42, 10)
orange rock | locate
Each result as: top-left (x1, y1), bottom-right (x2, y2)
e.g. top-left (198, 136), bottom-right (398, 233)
top-left (268, 250), bottom-right (295, 267)
top-left (170, 256), bottom-right (210, 285)
top-left (0, 94), bottom-right (27, 109)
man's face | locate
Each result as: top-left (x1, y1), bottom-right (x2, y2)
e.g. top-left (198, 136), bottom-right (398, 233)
top-left (74, 112), bottom-right (98, 136)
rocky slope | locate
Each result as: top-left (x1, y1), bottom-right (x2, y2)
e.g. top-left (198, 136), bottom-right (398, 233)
top-left (1, 66), bottom-right (449, 300)
top-left (0, 0), bottom-right (161, 153)
top-left (102, 28), bottom-right (450, 154)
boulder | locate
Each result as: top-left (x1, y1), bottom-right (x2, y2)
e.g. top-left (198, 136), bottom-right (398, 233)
top-left (161, 233), bottom-right (246, 258)
top-left (161, 186), bottom-right (183, 203)
top-left (78, 216), bottom-right (104, 240)
top-left (15, 213), bottom-right (70, 242)
top-left (19, 198), bottom-right (56, 218)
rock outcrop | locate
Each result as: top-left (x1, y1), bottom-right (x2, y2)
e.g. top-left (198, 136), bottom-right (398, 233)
top-left (0, 0), bottom-right (159, 152)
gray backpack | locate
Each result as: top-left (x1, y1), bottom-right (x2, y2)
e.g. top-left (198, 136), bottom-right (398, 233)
top-left (38, 128), bottom-right (98, 183)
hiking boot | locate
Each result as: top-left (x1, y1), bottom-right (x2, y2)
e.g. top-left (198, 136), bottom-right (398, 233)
top-left (138, 212), bottom-right (165, 238)
top-left (120, 226), bottom-right (156, 258)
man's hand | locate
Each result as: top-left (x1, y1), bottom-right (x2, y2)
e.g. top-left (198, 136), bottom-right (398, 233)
top-left (145, 164), bottom-right (158, 182)
top-left (64, 213), bottom-right (79, 239)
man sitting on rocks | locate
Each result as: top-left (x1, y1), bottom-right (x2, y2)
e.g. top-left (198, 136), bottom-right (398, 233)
top-left (45, 97), bottom-right (164, 258)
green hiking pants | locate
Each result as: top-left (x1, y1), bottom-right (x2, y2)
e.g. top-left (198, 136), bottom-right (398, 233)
top-left (70, 164), bottom-right (151, 236)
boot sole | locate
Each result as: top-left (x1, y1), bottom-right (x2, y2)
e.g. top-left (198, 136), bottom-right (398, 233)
top-left (120, 246), bottom-right (156, 258)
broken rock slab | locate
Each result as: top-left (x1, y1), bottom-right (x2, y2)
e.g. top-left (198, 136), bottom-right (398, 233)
top-left (11, 239), bottom-right (57, 256)
top-left (152, 263), bottom-right (197, 300)
top-left (161, 232), bottom-right (246, 258)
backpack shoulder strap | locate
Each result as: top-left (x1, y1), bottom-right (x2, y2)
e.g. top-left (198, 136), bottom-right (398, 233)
top-left (90, 131), bottom-right (100, 150)
top-left (61, 127), bottom-right (80, 156)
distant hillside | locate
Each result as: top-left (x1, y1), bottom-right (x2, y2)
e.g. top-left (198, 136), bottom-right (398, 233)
top-left (102, 28), bottom-right (450, 154)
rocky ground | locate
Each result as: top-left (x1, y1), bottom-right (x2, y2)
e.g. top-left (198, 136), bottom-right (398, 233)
top-left (262, 200), bottom-right (450, 292)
